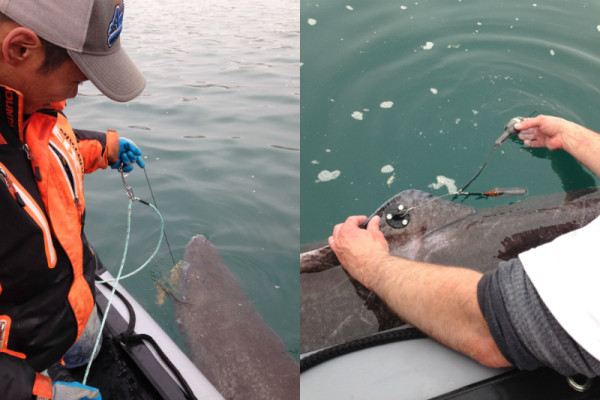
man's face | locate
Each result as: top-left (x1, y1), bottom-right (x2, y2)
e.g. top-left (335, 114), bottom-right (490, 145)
top-left (20, 58), bottom-right (88, 114)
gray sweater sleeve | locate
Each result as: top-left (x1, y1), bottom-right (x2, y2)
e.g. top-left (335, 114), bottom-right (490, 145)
top-left (477, 258), bottom-right (600, 377)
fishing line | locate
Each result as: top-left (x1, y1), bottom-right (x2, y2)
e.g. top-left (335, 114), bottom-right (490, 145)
top-left (398, 145), bottom-right (500, 216)
top-left (83, 167), bottom-right (168, 384)
top-left (405, 116), bottom-right (527, 213)
top-left (95, 168), bottom-right (166, 283)
top-left (360, 116), bottom-right (529, 229)
top-left (456, 145), bottom-right (498, 194)
top-left (143, 167), bottom-right (177, 267)
top-left (362, 146), bottom-right (514, 228)
top-left (83, 196), bottom-right (135, 385)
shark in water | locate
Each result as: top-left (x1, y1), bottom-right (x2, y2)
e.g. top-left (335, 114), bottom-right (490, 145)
top-left (300, 188), bottom-right (600, 353)
top-left (174, 235), bottom-right (299, 400)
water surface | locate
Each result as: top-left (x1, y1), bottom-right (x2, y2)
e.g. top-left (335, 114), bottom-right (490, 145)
top-left (69, 0), bottom-right (299, 359)
top-left (301, 0), bottom-right (600, 244)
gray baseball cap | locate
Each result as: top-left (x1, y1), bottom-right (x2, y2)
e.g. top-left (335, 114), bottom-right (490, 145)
top-left (0, 0), bottom-right (145, 102)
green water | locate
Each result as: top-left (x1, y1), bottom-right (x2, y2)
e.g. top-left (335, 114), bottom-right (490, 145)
top-left (301, 0), bottom-right (600, 244)
top-left (67, 0), bottom-right (299, 359)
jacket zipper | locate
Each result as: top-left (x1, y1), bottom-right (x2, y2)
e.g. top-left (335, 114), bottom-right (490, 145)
top-left (49, 143), bottom-right (81, 214)
top-left (0, 163), bottom-right (57, 267)
top-left (0, 318), bottom-right (7, 350)
top-left (22, 143), bottom-right (42, 182)
top-left (0, 167), bottom-right (25, 207)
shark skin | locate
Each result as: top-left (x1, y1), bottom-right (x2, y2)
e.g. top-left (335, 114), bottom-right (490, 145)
top-left (300, 188), bottom-right (600, 353)
top-left (175, 235), bottom-right (299, 400)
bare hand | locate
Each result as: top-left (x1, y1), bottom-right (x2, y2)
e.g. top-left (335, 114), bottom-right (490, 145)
top-left (329, 215), bottom-right (390, 290)
top-left (516, 114), bottom-right (578, 151)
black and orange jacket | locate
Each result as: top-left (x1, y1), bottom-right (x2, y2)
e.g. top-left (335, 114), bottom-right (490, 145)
top-left (0, 85), bottom-right (119, 399)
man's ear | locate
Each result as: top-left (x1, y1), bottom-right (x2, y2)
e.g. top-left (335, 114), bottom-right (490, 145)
top-left (1, 27), bottom-right (42, 66)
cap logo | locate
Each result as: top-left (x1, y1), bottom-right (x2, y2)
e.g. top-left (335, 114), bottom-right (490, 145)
top-left (107, 3), bottom-right (124, 48)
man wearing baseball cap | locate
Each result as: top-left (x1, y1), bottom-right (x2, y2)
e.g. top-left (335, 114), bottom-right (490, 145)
top-left (0, 1), bottom-right (146, 399)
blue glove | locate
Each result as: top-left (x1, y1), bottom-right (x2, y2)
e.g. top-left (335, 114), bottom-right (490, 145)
top-left (52, 381), bottom-right (102, 399)
top-left (112, 138), bottom-right (145, 173)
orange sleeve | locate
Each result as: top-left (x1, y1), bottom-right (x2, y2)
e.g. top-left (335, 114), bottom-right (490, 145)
top-left (32, 373), bottom-right (53, 399)
top-left (77, 130), bottom-right (120, 173)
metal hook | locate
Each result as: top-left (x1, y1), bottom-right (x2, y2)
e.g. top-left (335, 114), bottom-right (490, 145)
top-left (119, 167), bottom-right (136, 201)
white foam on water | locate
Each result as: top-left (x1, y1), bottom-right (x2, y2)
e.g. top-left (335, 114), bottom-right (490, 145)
top-left (307, 18), bottom-right (317, 26)
top-left (317, 170), bottom-right (341, 182)
top-left (430, 88), bottom-right (438, 94)
top-left (428, 175), bottom-right (457, 194)
top-left (381, 164), bottom-right (394, 173)
top-left (351, 111), bottom-right (364, 120)
top-left (386, 173), bottom-right (395, 187)
top-left (422, 41), bottom-right (434, 50)
top-left (380, 101), bottom-right (394, 109)
top-left (346, 5), bottom-right (354, 11)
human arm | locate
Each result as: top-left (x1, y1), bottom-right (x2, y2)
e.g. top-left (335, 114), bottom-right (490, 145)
top-left (0, 353), bottom-right (101, 399)
top-left (479, 258), bottom-right (600, 376)
top-left (74, 129), bottom-right (120, 173)
top-left (0, 352), bottom-right (52, 399)
top-left (516, 115), bottom-right (600, 178)
top-left (75, 130), bottom-right (144, 173)
top-left (328, 215), bottom-right (511, 368)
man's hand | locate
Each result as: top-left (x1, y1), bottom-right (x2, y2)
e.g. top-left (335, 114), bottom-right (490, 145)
top-left (112, 138), bottom-right (145, 173)
top-left (517, 114), bottom-right (600, 179)
top-left (516, 114), bottom-right (579, 151)
top-left (51, 381), bottom-right (101, 399)
top-left (329, 215), bottom-right (390, 290)
top-left (327, 214), bottom-right (511, 369)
